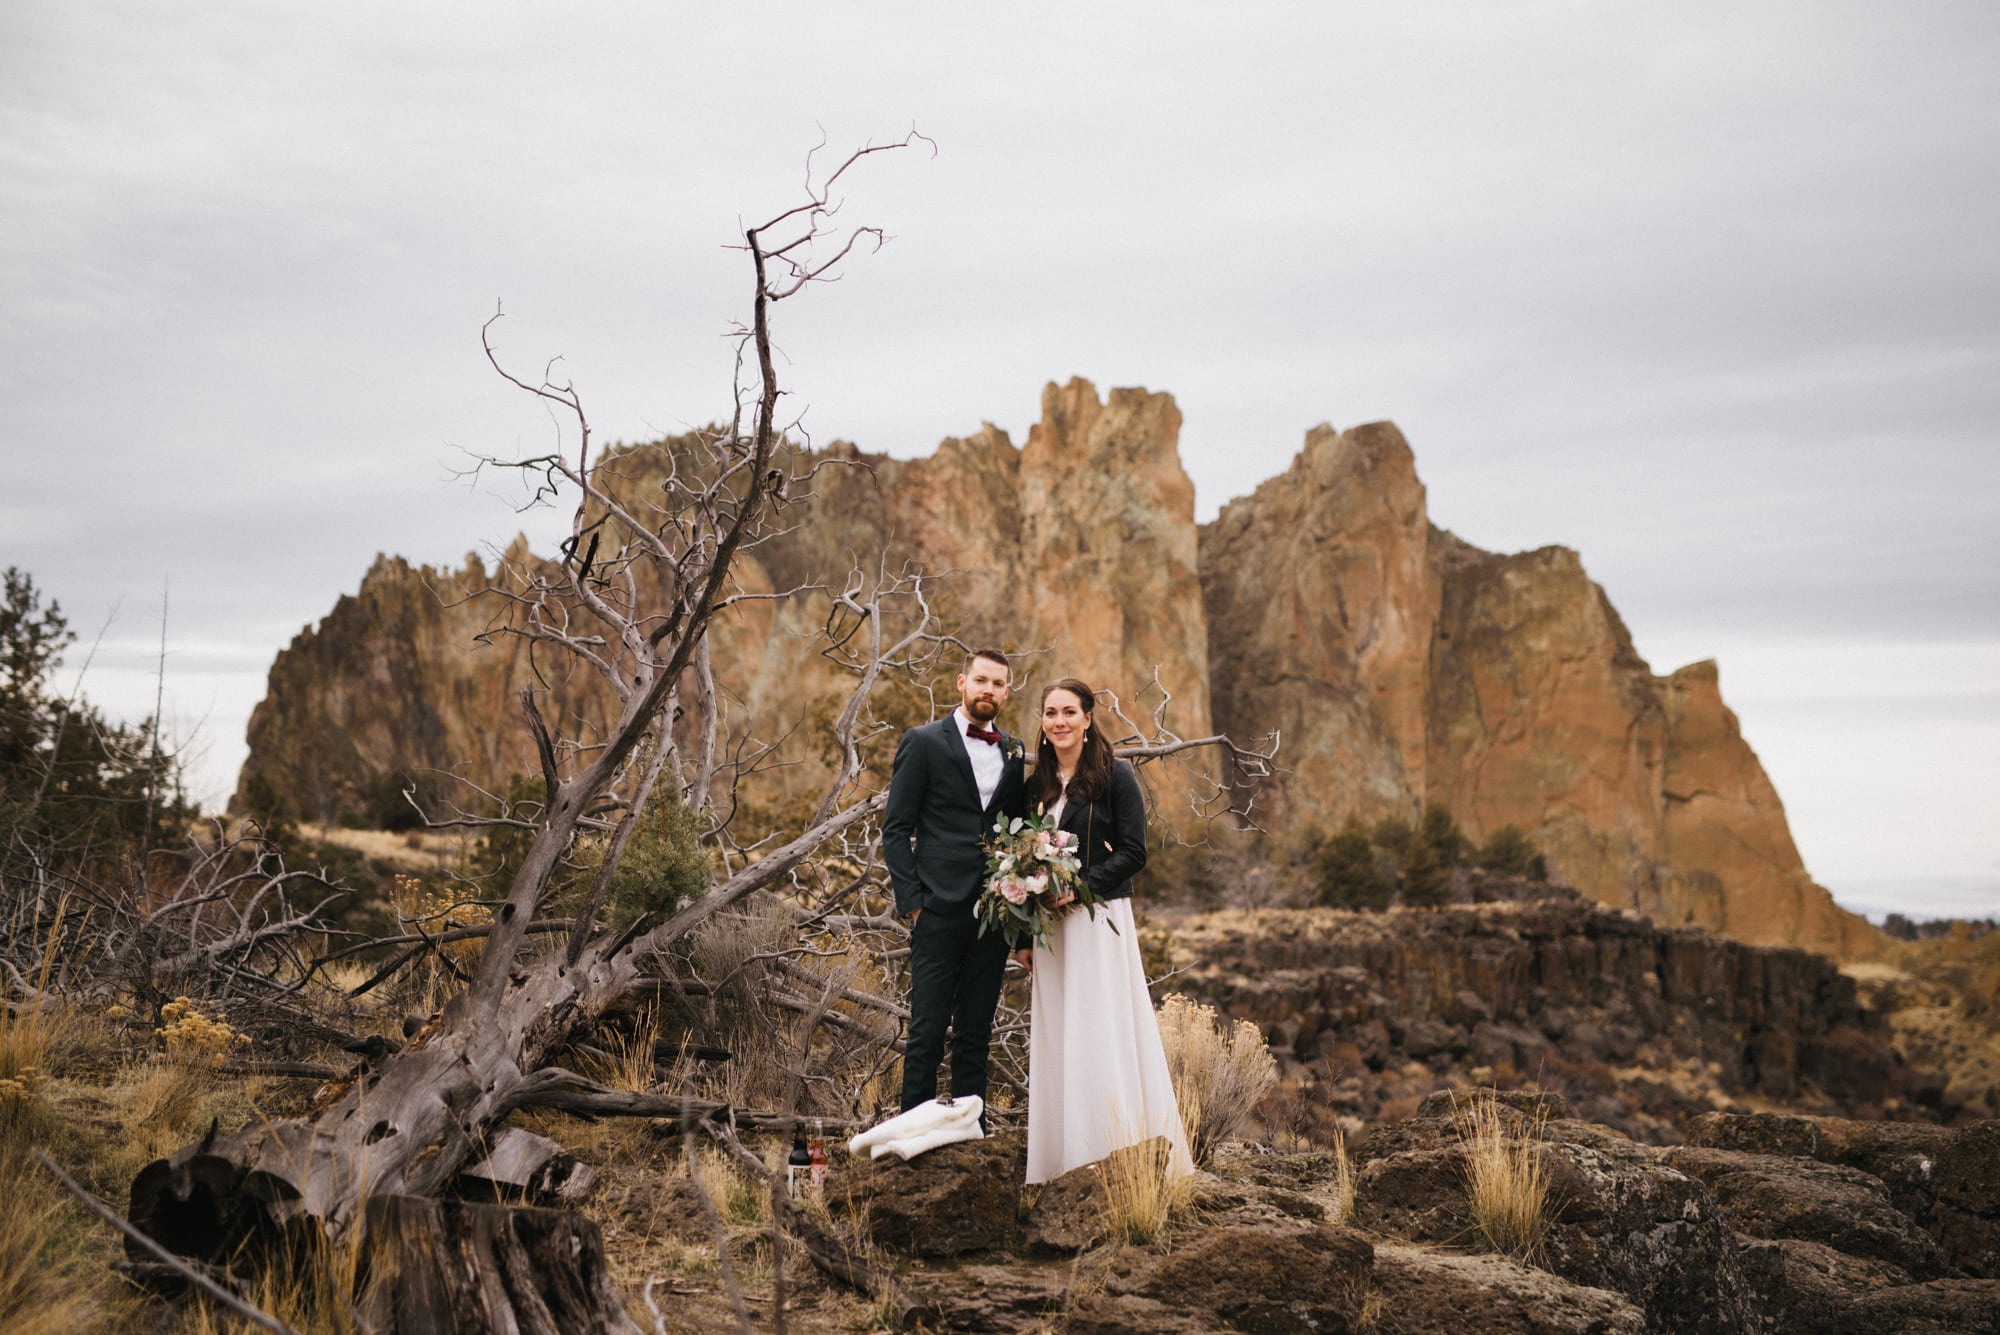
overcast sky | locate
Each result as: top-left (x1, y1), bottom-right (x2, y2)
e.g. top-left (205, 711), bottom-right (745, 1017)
top-left (3, 3), bottom-right (1994, 921)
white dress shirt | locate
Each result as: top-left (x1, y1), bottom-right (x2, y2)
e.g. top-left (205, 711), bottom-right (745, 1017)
top-left (955, 707), bottom-right (1004, 811)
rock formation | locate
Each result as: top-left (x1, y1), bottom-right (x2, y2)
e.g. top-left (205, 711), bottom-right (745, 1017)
top-left (1201, 417), bottom-right (1877, 958)
top-left (1164, 883), bottom-right (1956, 1147)
top-left (237, 379), bottom-right (1878, 958)
top-left (239, 380), bottom-right (1221, 835)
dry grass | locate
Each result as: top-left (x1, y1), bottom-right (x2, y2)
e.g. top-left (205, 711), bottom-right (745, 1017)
top-left (1328, 1121), bottom-right (1356, 1225)
top-left (1096, 1107), bottom-right (1198, 1246)
top-left (689, 1145), bottom-right (768, 1230)
top-left (1156, 992), bottom-right (1278, 1165)
top-left (0, 1001), bottom-right (56, 1134)
top-left (177, 1221), bottom-right (370, 1335)
top-left (1452, 1093), bottom-right (1553, 1258)
top-left (1, 898), bottom-right (87, 1135)
top-left (0, 1145), bottom-right (123, 1334)
top-left (589, 1005), bottom-right (664, 1094)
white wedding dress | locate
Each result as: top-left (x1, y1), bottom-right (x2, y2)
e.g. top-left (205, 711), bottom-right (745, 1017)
top-left (1025, 795), bottom-right (1194, 1185)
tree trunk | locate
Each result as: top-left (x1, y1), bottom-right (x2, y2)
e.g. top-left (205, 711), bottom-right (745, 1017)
top-left (355, 1195), bottom-right (638, 1335)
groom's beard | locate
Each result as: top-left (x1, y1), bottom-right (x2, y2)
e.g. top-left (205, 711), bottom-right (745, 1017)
top-left (964, 695), bottom-right (1001, 723)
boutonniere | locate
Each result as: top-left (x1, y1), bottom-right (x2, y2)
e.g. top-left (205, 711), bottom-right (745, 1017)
top-left (1004, 738), bottom-right (1025, 763)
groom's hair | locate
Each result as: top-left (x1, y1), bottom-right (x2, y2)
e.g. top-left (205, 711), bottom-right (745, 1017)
top-left (965, 646), bottom-right (1011, 677)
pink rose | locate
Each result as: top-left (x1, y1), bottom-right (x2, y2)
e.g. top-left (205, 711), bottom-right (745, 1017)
top-left (1056, 831), bottom-right (1076, 850)
top-left (999, 878), bottom-right (1029, 906)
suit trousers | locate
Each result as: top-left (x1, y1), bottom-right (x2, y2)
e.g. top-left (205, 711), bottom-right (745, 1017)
top-left (900, 905), bottom-right (1011, 1113)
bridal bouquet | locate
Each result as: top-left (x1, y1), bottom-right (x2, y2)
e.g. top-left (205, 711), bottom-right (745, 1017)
top-left (977, 814), bottom-right (1093, 947)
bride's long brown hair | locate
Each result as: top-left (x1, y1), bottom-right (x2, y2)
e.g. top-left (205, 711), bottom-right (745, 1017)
top-left (1029, 678), bottom-right (1116, 810)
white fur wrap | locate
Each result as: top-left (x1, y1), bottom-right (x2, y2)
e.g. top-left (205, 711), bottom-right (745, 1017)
top-left (846, 1096), bottom-right (985, 1161)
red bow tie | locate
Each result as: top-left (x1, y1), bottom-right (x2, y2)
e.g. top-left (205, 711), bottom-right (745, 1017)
top-left (966, 724), bottom-right (1001, 745)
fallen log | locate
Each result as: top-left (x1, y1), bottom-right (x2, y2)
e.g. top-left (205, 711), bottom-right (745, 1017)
top-left (457, 1127), bottom-right (598, 1204)
top-left (355, 1194), bottom-right (639, 1335)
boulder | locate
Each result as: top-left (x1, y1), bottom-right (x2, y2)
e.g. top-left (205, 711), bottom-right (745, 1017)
top-left (1060, 1293), bottom-right (1231, 1335)
top-left (1021, 1162), bottom-right (1109, 1256)
top-left (1401, 1018), bottom-right (1467, 1060)
top-left (1353, 1120), bottom-right (1754, 1334)
top-left (1123, 1222), bottom-right (1374, 1334)
top-left (1932, 1120), bottom-right (2000, 1278)
top-left (1683, 1111), bottom-right (1823, 1159)
top-left (1366, 1244), bottom-right (1646, 1335)
top-left (826, 1134), bottom-right (1024, 1257)
top-left (1845, 1278), bottom-right (2000, 1333)
top-left (1416, 1088), bottom-right (1569, 1122)
top-left (1663, 1146), bottom-right (1943, 1278)
top-left (1733, 1236), bottom-right (1925, 1335)
top-left (919, 1264), bottom-right (1068, 1334)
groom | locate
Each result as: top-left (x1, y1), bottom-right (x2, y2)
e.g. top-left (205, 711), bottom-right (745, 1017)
top-left (883, 646), bottom-right (1027, 1114)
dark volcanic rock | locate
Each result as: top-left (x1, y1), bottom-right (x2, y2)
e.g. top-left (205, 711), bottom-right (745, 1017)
top-left (920, 1264), bottom-right (1067, 1334)
top-left (1846, 1278), bottom-right (2000, 1333)
top-left (1171, 895), bottom-right (1924, 1142)
top-left (1021, 1161), bottom-right (1109, 1256)
top-left (1352, 1112), bottom-right (1755, 1334)
top-left (1683, 1110), bottom-right (2000, 1278)
top-left (827, 1134), bottom-right (1024, 1257)
top-left (1126, 1222), bottom-right (1374, 1332)
top-left (1663, 1146), bottom-right (1944, 1278)
top-left (1367, 1244), bottom-right (1646, 1335)
top-left (1734, 1237), bottom-right (1916, 1335)
top-left (1061, 1293), bottom-right (1227, 1335)
top-left (1933, 1120), bottom-right (2000, 1278)
top-left (1683, 1111), bottom-right (1825, 1159)
top-left (1416, 1089), bottom-right (1570, 1121)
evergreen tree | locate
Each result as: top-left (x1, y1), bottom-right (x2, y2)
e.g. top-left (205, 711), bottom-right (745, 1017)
top-left (1400, 803), bottom-right (1464, 908)
top-left (0, 568), bottom-right (188, 869)
top-left (1315, 817), bottom-right (1394, 910)
top-left (1473, 823), bottom-right (1546, 879)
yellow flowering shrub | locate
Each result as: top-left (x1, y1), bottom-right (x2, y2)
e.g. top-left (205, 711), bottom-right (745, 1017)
top-left (157, 997), bottom-right (250, 1067)
top-left (390, 874), bottom-right (491, 965)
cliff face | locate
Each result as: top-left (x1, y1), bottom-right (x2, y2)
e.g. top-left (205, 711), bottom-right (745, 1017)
top-left (236, 544), bottom-right (578, 825)
top-left (1165, 889), bottom-right (1934, 1145)
top-left (1201, 419), bottom-right (1876, 957)
top-left (239, 379), bottom-right (1217, 827)
top-left (238, 380), bottom-right (1877, 958)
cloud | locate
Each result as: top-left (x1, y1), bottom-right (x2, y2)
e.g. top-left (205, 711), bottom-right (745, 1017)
top-left (1, 2), bottom-right (1995, 910)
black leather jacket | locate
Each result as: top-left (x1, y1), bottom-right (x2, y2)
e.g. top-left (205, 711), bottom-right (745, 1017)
top-left (1051, 758), bottom-right (1147, 901)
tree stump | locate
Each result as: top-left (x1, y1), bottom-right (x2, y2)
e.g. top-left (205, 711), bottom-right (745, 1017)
top-left (356, 1195), bottom-right (638, 1335)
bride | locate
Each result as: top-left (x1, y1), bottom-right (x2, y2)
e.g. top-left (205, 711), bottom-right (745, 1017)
top-left (1017, 678), bottom-right (1193, 1185)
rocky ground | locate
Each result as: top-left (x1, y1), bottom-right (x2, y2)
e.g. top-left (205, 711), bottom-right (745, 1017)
top-left (622, 1098), bottom-right (2000, 1333)
top-left (24, 878), bottom-right (2000, 1331)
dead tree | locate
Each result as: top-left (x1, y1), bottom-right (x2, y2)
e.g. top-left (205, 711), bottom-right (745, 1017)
top-left (127, 136), bottom-right (936, 1325)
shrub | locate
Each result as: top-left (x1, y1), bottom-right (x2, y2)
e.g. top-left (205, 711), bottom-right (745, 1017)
top-left (1369, 816), bottom-right (1413, 866)
top-left (157, 996), bottom-right (250, 1067)
top-left (1157, 993), bottom-right (1278, 1166)
top-left (1315, 818), bottom-right (1394, 910)
top-left (601, 789), bottom-right (707, 931)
